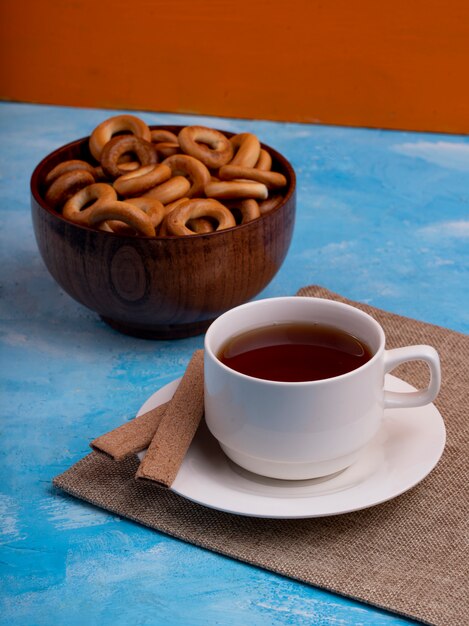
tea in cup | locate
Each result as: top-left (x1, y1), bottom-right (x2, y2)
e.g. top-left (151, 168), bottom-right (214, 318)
top-left (204, 297), bottom-right (441, 479)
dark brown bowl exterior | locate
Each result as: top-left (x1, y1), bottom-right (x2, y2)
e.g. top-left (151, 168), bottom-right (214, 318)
top-left (31, 126), bottom-right (296, 338)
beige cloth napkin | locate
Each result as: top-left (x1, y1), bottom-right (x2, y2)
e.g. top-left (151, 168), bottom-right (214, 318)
top-left (53, 286), bottom-right (469, 626)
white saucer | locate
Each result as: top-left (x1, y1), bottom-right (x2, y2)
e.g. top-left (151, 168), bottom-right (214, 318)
top-left (137, 375), bottom-right (445, 519)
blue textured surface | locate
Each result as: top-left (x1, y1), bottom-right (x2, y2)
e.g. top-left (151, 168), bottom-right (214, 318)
top-left (1, 102), bottom-right (468, 625)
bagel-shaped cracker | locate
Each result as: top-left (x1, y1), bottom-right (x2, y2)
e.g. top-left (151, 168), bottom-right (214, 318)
top-left (218, 164), bottom-right (287, 190)
top-left (100, 136), bottom-right (157, 180)
top-left (143, 175), bottom-right (191, 205)
top-left (230, 133), bottom-right (261, 168)
top-left (45, 160), bottom-right (97, 186)
top-left (113, 164), bottom-right (171, 197)
top-left (126, 197), bottom-right (166, 228)
top-left (178, 126), bottom-right (233, 168)
top-left (62, 182), bottom-right (117, 225)
top-left (204, 180), bottom-right (268, 200)
top-left (88, 200), bottom-right (156, 237)
top-left (161, 154), bottom-right (211, 197)
top-left (89, 114), bottom-right (151, 161)
top-left (187, 218), bottom-right (215, 234)
top-left (45, 169), bottom-right (96, 210)
top-left (165, 198), bottom-right (236, 236)
top-left (158, 197), bottom-right (190, 235)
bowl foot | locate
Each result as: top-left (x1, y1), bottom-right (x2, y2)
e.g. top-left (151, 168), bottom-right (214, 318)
top-left (100, 316), bottom-right (215, 339)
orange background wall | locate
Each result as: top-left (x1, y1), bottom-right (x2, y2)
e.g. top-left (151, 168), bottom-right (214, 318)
top-left (1, 0), bottom-right (469, 133)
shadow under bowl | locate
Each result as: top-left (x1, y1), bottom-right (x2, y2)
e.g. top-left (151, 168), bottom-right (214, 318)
top-left (30, 126), bottom-right (296, 339)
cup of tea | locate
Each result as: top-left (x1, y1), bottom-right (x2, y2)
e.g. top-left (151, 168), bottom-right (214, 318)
top-left (204, 297), bottom-right (441, 479)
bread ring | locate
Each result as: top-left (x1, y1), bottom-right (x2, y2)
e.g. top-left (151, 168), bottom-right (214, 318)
top-left (88, 201), bottom-right (156, 237)
top-left (230, 133), bottom-right (261, 168)
top-left (101, 196), bottom-right (166, 235)
top-left (204, 180), bottom-right (268, 200)
top-left (45, 169), bottom-right (96, 210)
top-left (113, 164), bottom-right (172, 197)
top-left (158, 197), bottom-right (190, 234)
top-left (161, 154), bottom-right (211, 197)
top-left (178, 126), bottom-right (233, 168)
top-left (163, 197), bottom-right (190, 215)
top-left (150, 129), bottom-right (178, 144)
top-left (62, 182), bottom-right (117, 225)
top-left (45, 160), bottom-right (97, 186)
top-left (100, 136), bottom-right (157, 179)
top-left (225, 199), bottom-right (260, 224)
top-left (218, 165), bottom-right (287, 190)
top-left (126, 197), bottom-right (166, 228)
top-left (154, 142), bottom-right (180, 159)
top-left (89, 114), bottom-right (151, 161)
top-left (166, 198), bottom-right (236, 236)
top-left (259, 193), bottom-right (283, 215)
top-left (187, 218), bottom-right (215, 234)
top-left (255, 149), bottom-right (272, 171)
top-left (143, 175), bottom-right (191, 205)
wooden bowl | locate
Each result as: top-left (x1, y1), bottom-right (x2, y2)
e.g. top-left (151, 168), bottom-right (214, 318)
top-left (30, 126), bottom-right (296, 339)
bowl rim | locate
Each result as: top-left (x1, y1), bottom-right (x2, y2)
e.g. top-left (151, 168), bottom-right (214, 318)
top-left (30, 124), bottom-right (296, 241)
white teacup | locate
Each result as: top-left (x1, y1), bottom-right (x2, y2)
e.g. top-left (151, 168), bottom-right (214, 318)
top-left (204, 297), bottom-right (441, 480)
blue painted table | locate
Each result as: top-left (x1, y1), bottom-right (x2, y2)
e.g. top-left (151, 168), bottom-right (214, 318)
top-left (1, 102), bottom-right (468, 625)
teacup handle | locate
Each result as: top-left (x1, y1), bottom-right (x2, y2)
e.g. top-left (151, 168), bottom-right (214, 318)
top-left (383, 345), bottom-right (441, 409)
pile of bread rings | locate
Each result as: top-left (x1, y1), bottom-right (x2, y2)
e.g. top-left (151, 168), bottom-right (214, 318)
top-left (43, 114), bottom-right (288, 237)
